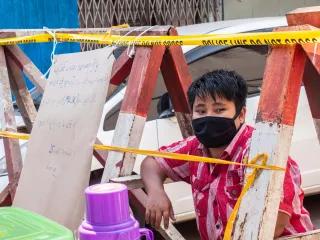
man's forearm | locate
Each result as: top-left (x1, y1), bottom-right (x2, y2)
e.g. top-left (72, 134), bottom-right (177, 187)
top-left (141, 156), bottom-right (167, 194)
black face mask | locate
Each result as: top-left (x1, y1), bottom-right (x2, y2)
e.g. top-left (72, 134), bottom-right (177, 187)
top-left (192, 114), bottom-right (239, 148)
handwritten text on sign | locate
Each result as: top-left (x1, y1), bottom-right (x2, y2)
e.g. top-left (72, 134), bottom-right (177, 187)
top-left (13, 47), bottom-right (115, 231)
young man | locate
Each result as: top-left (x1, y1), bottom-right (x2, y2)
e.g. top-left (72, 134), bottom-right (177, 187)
top-left (141, 70), bottom-right (313, 240)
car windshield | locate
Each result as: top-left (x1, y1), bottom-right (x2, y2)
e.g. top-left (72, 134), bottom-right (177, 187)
top-left (188, 45), bottom-right (268, 96)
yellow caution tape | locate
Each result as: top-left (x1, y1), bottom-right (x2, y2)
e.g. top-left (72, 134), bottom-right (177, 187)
top-left (223, 154), bottom-right (267, 240)
top-left (0, 130), bottom-right (284, 171)
top-left (0, 30), bottom-right (320, 46)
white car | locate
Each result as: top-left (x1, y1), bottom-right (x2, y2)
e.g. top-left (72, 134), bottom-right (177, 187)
top-left (95, 16), bottom-right (320, 222)
top-left (1, 16), bottom-right (319, 223)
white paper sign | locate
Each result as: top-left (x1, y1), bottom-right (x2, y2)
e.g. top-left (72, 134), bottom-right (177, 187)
top-left (14, 47), bottom-right (115, 231)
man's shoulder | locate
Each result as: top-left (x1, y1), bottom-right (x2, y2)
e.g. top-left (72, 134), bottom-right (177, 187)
top-left (239, 124), bottom-right (255, 143)
top-left (174, 135), bottom-right (201, 149)
top-left (184, 135), bottom-right (201, 149)
top-left (159, 135), bottom-right (200, 153)
top-left (244, 124), bottom-right (254, 134)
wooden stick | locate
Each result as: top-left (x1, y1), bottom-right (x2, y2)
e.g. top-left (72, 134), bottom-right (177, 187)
top-left (5, 45), bottom-right (46, 93)
top-left (161, 28), bottom-right (193, 138)
top-left (6, 53), bottom-right (37, 132)
top-left (0, 46), bottom-right (23, 200)
top-left (232, 27), bottom-right (307, 240)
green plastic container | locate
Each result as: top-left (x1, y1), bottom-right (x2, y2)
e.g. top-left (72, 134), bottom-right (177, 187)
top-left (0, 207), bottom-right (74, 240)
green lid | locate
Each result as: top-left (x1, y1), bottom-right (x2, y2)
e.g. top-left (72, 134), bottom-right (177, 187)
top-left (0, 207), bottom-right (74, 240)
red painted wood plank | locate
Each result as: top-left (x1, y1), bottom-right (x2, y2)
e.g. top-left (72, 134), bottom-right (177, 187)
top-left (286, 8), bottom-right (320, 79)
top-left (287, 8), bottom-right (320, 142)
top-left (257, 27), bottom-right (307, 126)
top-left (110, 50), bottom-right (133, 85)
top-left (303, 59), bottom-right (320, 119)
top-left (0, 185), bottom-right (12, 206)
top-left (121, 46), bottom-right (165, 116)
top-left (161, 28), bottom-right (193, 138)
top-left (160, 28), bottom-right (192, 114)
top-left (301, 43), bottom-right (320, 74)
top-left (4, 46), bottom-right (29, 70)
top-left (287, 6), bottom-right (320, 28)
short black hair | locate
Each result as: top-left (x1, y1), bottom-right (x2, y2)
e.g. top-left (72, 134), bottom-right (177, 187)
top-left (187, 70), bottom-right (247, 114)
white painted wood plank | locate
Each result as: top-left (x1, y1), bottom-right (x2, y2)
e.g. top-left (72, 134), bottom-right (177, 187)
top-left (232, 122), bottom-right (293, 240)
top-left (101, 112), bottom-right (146, 182)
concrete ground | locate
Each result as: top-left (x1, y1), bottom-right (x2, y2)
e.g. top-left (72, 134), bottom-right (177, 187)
top-left (174, 194), bottom-right (320, 240)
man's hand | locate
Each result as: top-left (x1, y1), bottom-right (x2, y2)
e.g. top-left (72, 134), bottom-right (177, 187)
top-left (141, 156), bottom-right (175, 229)
top-left (145, 189), bottom-right (176, 229)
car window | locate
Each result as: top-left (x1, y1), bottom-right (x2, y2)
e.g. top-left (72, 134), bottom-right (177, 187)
top-left (188, 45), bottom-right (269, 96)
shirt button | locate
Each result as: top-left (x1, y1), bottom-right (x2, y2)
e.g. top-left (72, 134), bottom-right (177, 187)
top-left (216, 223), bottom-right (220, 229)
top-left (231, 189), bottom-right (238, 197)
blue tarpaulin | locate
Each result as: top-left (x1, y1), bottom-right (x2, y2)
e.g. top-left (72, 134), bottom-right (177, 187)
top-left (0, 0), bottom-right (80, 92)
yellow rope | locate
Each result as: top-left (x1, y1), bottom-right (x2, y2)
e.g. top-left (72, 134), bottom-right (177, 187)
top-left (0, 130), bottom-right (284, 171)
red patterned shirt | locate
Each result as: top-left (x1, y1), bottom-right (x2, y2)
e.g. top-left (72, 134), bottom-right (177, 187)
top-left (155, 124), bottom-right (313, 240)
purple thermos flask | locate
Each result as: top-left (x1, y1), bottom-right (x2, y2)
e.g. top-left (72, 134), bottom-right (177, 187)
top-left (79, 183), bottom-right (153, 240)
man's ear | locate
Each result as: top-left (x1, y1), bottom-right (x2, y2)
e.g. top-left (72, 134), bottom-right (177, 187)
top-left (239, 106), bottom-right (246, 124)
